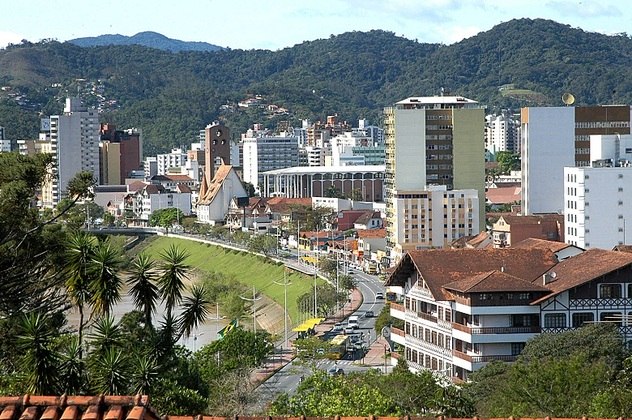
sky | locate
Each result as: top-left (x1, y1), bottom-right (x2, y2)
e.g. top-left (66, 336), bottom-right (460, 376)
top-left (1, 0), bottom-right (630, 50)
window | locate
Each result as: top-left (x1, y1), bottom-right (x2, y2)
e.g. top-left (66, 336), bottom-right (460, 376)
top-left (544, 313), bottom-right (566, 328)
top-left (600, 312), bottom-right (623, 326)
top-left (511, 342), bottom-right (525, 355)
top-left (572, 312), bottom-right (594, 328)
top-left (600, 284), bottom-right (622, 298)
top-left (479, 293), bottom-right (493, 301)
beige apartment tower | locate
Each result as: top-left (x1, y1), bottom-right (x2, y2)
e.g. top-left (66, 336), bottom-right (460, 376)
top-left (383, 96), bottom-right (485, 262)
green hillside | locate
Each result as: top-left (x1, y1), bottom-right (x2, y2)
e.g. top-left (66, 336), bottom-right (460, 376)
top-left (2, 19), bottom-right (632, 154)
top-left (140, 237), bottom-right (324, 324)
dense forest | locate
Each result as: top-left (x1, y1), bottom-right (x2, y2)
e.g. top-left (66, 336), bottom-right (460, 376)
top-left (2, 18), bottom-right (632, 155)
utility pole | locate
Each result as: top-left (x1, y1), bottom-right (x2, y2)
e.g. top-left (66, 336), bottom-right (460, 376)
top-left (273, 270), bottom-right (292, 349)
top-left (240, 286), bottom-right (261, 336)
top-left (314, 223), bottom-right (318, 318)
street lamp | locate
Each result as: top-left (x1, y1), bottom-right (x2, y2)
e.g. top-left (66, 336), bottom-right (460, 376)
top-left (240, 286), bottom-right (261, 336)
top-left (273, 269), bottom-right (292, 349)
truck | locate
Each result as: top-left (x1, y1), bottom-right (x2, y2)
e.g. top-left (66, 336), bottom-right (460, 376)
top-left (347, 315), bottom-right (359, 329)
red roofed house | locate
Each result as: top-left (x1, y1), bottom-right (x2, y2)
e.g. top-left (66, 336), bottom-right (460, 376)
top-left (385, 244), bottom-right (632, 379)
top-left (491, 214), bottom-right (564, 248)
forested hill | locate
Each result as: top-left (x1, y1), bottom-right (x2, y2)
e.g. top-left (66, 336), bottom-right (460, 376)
top-left (2, 18), bottom-right (632, 155)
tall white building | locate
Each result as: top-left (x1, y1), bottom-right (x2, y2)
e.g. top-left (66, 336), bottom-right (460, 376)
top-left (43, 97), bottom-right (100, 207)
top-left (485, 112), bottom-right (520, 154)
top-left (242, 128), bottom-right (299, 190)
top-left (564, 134), bottom-right (632, 249)
top-left (329, 131), bottom-right (385, 166)
top-left (156, 148), bottom-right (188, 175)
top-left (521, 105), bottom-right (632, 215)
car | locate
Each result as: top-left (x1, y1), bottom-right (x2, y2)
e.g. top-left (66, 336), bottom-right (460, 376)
top-left (331, 323), bottom-right (344, 333)
top-left (365, 310), bottom-right (374, 318)
top-left (327, 366), bottom-right (344, 376)
top-left (344, 326), bottom-right (356, 334)
top-left (375, 292), bottom-right (384, 300)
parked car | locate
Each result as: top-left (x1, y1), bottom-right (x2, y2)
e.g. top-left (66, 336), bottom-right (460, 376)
top-left (332, 323), bottom-right (344, 333)
top-left (375, 292), bottom-right (384, 300)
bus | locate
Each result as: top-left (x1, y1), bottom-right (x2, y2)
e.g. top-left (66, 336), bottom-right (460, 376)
top-left (329, 334), bottom-right (350, 359)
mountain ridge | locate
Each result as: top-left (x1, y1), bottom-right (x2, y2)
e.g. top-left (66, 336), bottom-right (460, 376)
top-left (69, 31), bottom-right (223, 52)
top-left (1, 18), bottom-right (632, 155)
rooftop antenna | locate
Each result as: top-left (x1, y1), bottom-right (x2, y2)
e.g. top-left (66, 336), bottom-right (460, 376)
top-left (562, 92), bottom-right (575, 106)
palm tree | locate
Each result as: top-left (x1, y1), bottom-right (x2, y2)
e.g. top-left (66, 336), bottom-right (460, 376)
top-left (90, 347), bottom-right (129, 395)
top-left (158, 244), bottom-right (191, 319)
top-left (87, 315), bottom-right (123, 358)
top-left (17, 313), bottom-right (60, 394)
top-left (177, 284), bottom-right (212, 340)
top-left (89, 240), bottom-right (123, 318)
top-left (131, 354), bottom-right (158, 395)
top-left (127, 253), bottom-right (160, 328)
top-left (59, 335), bottom-right (86, 394)
top-left (64, 231), bottom-right (97, 361)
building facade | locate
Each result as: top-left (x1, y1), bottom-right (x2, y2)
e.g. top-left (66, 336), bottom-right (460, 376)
top-left (261, 165), bottom-right (384, 201)
top-left (383, 96), bottom-right (485, 262)
top-left (99, 124), bottom-right (142, 185)
top-left (43, 97), bottom-right (100, 207)
top-left (521, 105), bottom-right (632, 215)
top-left (485, 112), bottom-right (520, 154)
top-left (385, 245), bottom-right (632, 380)
top-left (242, 130), bottom-right (299, 190)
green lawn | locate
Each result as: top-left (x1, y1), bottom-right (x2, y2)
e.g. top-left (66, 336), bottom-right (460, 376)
top-left (139, 237), bottom-right (324, 324)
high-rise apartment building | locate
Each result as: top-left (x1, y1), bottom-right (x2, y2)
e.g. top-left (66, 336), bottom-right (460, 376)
top-left (521, 105), bottom-right (631, 215)
top-left (564, 133), bottom-right (632, 249)
top-left (485, 111), bottom-right (520, 154)
top-left (43, 97), bottom-right (100, 207)
top-left (383, 96), bottom-right (485, 262)
top-left (241, 127), bottom-right (299, 190)
top-left (99, 123), bottom-right (142, 185)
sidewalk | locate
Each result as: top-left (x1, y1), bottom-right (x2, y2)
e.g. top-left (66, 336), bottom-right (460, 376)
top-left (252, 287), bottom-right (364, 384)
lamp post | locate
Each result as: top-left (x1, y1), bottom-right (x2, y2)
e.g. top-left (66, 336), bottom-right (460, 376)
top-left (240, 286), bottom-right (261, 336)
top-left (273, 270), bottom-right (292, 349)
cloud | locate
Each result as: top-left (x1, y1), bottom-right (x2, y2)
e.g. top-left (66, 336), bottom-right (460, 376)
top-left (546, 0), bottom-right (621, 18)
top-left (0, 31), bottom-right (23, 49)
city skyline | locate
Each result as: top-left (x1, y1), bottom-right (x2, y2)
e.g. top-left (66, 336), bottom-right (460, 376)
top-left (1, 0), bottom-right (630, 51)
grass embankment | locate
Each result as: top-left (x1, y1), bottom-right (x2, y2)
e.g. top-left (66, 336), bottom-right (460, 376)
top-left (139, 236), bottom-right (323, 325)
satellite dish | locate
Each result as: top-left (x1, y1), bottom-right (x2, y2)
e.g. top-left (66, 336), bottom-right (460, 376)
top-left (562, 92), bottom-right (575, 105)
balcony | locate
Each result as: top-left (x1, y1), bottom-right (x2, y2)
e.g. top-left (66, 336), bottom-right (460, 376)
top-left (452, 350), bottom-right (518, 364)
top-left (390, 302), bottom-right (405, 312)
top-left (452, 323), bottom-right (541, 334)
top-left (392, 327), bottom-right (405, 337)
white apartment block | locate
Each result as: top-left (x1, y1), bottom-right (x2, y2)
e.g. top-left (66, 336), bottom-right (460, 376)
top-left (329, 132), bottom-right (385, 166)
top-left (43, 97), bottom-right (100, 207)
top-left (156, 148), bottom-right (188, 175)
top-left (299, 146), bottom-right (325, 167)
top-left (564, 133), bottom-right (632, 249)
top-left (521, 105), bottom-right (632, 215)
top-left (389, 185), bottom-right (479, 260)
top-left (242, 130), bottom-right (299, 190)
top-left (485, 112), bottom-right (520, 154)
top-left (386, 245), bottom-right (632, 380)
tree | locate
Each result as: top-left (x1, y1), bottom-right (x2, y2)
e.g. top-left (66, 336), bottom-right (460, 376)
top-left (158, 244), bottom-right (191, 319)
top-left (149, 208), bottom-right (184, 231)
top-left (89, 240), bottom-right (124, 318)
top-left (247, 233), bottom-right (277, 256)
top-left (177, 284), bottom-right (212, 339)
top-left (17, 313), bottom-right (60, 395)
top-left (242, 181), bottom-right (256, 197)
top-left (55, 199), bottom-right (104, 230)
top-left (495, 151), bottom-right (520, 174)
top-left (127, 253), bottom-right (160, 327)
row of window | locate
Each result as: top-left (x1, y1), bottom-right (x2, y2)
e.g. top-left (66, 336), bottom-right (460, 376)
top-left (406, 322), bottom-right (452, 349)
top-left (406, 348), bottom-right (452, 373)
top-left (575, 121), bottom-right (630, 128)
top-left (545, 311), bottom-right (629, 328)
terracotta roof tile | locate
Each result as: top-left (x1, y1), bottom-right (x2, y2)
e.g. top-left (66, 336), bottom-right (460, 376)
top-left (532, 248), bottom-right (632, 303)
top-left (512, 237), bottom-right (573, 253)
top-left (387, 248), bottom-right (557, 300)
top-left (357, 228), bottom-right (386, 239)
top-left (265, 197), bottom-right (312, 213)
top-left (0, 396), bottom-right (159, 420)
top-left (443, 270), bottom-right (550, 293)
top-left (486, 186), bottom-right (521, 204)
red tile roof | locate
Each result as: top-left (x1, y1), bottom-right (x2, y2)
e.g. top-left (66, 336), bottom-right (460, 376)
top-left (265, 197), bottom-right (312, 213)
top-left (512, 237), bottom-right (574, 253)
top-left (486, 186), bottom-right (521, 204)
top-left (387, 248), bottom-right (558, 300)
top-left (357, 228), bottom-right (386, 239)
top-left (443, 270), bottom-right (550, 293)
top-left (198, 165), bottom-right (233, 204)
top-left (0, 395), bottom-right (160, 420)
top-left (532, 248), bottom-right (632, 304)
